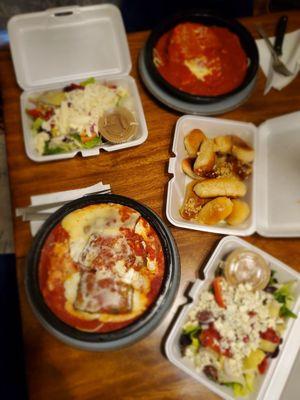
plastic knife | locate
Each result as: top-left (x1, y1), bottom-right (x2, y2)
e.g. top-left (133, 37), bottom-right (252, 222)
top-left (264, 15), bottom-right (288, 95)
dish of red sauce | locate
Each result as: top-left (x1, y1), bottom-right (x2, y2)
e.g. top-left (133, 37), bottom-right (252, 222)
top-left (153, 22), bottom-right (248, 97)
top-left (38, 203), bottom-right (165, 333)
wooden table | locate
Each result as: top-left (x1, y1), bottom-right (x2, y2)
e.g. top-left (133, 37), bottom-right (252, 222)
top-left (1, 11), bottom-right (300, 400)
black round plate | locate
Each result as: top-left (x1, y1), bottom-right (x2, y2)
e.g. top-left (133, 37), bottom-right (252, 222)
top-left (26, 194), bottom-right (180, 350)
top-left (144, 11), bottom-right (259, 104)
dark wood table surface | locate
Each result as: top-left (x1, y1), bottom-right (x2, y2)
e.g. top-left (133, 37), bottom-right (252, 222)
top-left (1, 10), bottom-right (300, 400)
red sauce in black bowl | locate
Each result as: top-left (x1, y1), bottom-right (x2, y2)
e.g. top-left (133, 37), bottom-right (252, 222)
top-left (144, 12), bottom-right (259, 104)
top-left (153, 22), bottom-right (248, 97)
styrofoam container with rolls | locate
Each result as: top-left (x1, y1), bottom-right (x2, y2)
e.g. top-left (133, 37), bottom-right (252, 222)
top-left (165, 236), bottom-right (300, 400)
top-left (166, 112), bottom-right (300, 237)
top-left (8, 4), bottom-right (148, 162)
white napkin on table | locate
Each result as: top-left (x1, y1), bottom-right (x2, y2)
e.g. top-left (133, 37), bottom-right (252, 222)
top-left (29, 181), bottom-right (111, 236)
top-left (256, 29), bottom-right (300, 91)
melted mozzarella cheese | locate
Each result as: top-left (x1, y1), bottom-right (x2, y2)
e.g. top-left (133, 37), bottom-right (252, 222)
top-left (114, 261), bottom-right (150, 291)
top-left (60, 204), bottom-right (158, 324)
top-left (134, 218), bottom-right (150, 239)
top-left (97, 290), bottom-right (148, 323)
top-left (65, 286), bottom-right (148, 323)
top-left (184, 57), bottom-right (213, 81)
top-left (61, 204), bottom-right (140, 262)
top-left (63, 266), bottom-right (150, 323)
top-left (64, 271), bottom-right (81, 304)
top-left (147, 258), bottom-right (157, 273)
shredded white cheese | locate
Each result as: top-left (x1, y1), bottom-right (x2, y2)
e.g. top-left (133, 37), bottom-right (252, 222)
top-left (34, 132), bottom-right (49, 154)
top-left (185, 279), bottom-right (283, 374)
top-left (45, 83), bottom-right (131, 137)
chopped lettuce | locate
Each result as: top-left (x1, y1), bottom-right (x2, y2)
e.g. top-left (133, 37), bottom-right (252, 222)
top-left (223, 381), bottom-right (250, 398)
top-left (274, 281), bottom-right (297, 319)
top-left (268, 300), bottom-right (281, 318)
top-left (219, 358), bottom-right (245, 386)
top-left (191, 336), bottom-right (200, 352)
top-left (70, 133), bottom-right (82, 143)
top-left (225, 374), bottom-right (255, 398)
top-left (182, 323), bottom-right (201, 353)
top-left (274, 281), bottom-right (295, 305)
top-left (31, 117), bottom-right (44, 133)
top-left (280, 304), bottom-right (297, 319)
top-left (43, 140), bottom-right (76, 155)
top-left (43, 145), bottom-right (67, 155)
top-left (69, 133), bottom-right (101, 149)
top-left (37, 90), bottom-right (66, 106)
top-left (244, 372), bottom-right (255, 393)
top-left (81, 77), bottom-right (96, 86)
top-left (43, 143), bottom-right (69, 155)
top-left (82, 136), bottom-right (102, 149)
top-left (233, 382), bottom-right (249, 397)
top-left (183, 323), bottom-right (201, 335)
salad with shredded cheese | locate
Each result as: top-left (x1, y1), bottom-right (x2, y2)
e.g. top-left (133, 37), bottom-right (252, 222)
top-left (180, 253), bottom-right (297, 397)
top-left (26, 78), bottom-right (135, 155)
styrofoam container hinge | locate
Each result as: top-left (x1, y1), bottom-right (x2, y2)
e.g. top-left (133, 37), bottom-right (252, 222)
top-left (168, 157), bottom-right (176, 174)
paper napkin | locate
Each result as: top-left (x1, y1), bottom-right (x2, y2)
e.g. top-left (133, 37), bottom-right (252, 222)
top-left (256, 29), bottom-right (300, 92)
top-left (30, 181), bottom-right (111, 236)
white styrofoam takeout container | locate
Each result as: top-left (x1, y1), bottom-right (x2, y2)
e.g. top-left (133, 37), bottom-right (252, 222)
top-left (166, 112), bottom-right (300, 237)
top-left (8, 4), bottom-right (148, 162)
top-left (165, 236), bottom-right (300, 400)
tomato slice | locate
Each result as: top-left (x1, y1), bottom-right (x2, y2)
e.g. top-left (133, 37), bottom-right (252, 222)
top-left (200, 328), bottom-right (231, 357)
top-left (260, 328), bottom-right (281, 344)
top-left (200, 328), bottom-right (220, 353)
top-left (258, 356), bottom-right (269, 374)
top-left (26, 108), bottom-right (53, 121)
top-left (26, 108), bottom-right (43, 119)
top-left (43, 109), bottom-right (54, 121)
top-left (212, 277), bottom-right (226, 308)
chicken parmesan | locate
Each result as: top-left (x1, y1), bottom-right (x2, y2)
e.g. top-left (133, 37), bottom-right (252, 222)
top-left (38, 203), bottom-right (165, 333)
top-left (153, 22), bottom-right (248, 97)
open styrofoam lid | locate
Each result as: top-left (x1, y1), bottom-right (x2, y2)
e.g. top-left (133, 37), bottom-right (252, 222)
top-left (8, 4), bottom-right (131, 90)
top-left (256, 111), bottom-right (300, 237)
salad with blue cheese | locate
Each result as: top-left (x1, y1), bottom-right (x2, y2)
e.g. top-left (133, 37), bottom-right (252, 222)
top-left (26, 78), bottom-right (137, 156)
top-left (180, 249), bottom-right (297, 397)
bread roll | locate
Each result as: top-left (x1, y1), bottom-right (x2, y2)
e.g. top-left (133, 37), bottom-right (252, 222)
top-left (226, 199), bottom-right (250, 225)
top-left (193, 177), bottom-right (247, 198)
top-left (182, 158), bottom-right (205, 180)
top-left (214, 135), bottom-right (232, 154)
top-left (231, 135), bottom-right (254, 163)
top-left (184, 129), bottom-right (206, 157)
top-left (209, 154), bottom-right (234, 179)
top-left (196, 197), bottom-right (233, 225)
top-left (193, 139), bottom-right (215, 175)
top-left (180, 181), bottom-right (208, 220)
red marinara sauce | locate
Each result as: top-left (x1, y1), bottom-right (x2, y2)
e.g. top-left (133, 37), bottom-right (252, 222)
top-left (38, 206), bottom-right (165, 333)
top-left (153, 22), bottom-right (248, 96)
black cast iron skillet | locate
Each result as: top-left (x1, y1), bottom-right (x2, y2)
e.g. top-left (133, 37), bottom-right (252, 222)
top-left (25, 194), bottom-right (180, 350)
top-left (144, 11), bottom-right (259, 104)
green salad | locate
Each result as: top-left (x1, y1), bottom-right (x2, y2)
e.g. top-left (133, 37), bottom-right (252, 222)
top-left (26, 78), bottom-right (134, 156)
top-left (180, 252), bottom-right (297, 397)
